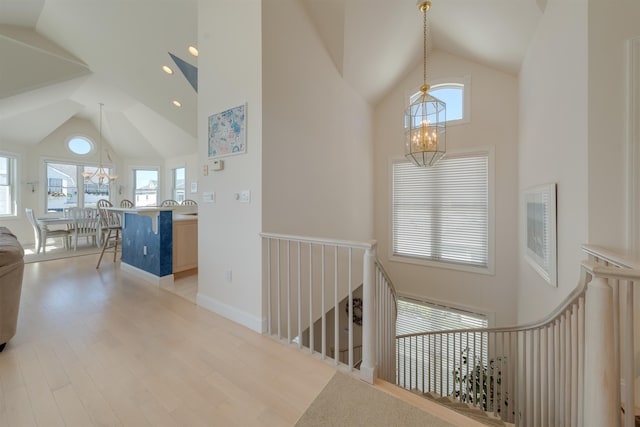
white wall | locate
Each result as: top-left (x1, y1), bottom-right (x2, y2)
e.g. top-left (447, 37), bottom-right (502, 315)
top-left (517, 0), bottom-right (588, 322)
top-left (196, 0), bottom-right (264, 332)
top-left (0, 117), bottom-right (125, 244)
top-left (374, 50), bottom-right (519, 326)
top-left (261, 0), bottom-right (373, 241)
top-left (588, 0), bottom-right (640, 249)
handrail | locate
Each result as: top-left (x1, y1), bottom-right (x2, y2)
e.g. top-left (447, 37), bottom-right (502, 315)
top-left (374, 259), bottom-right (398, 301)
top-left (582, 244), bottom-right (640, 269)
top-left (260, 232), bottom-right (376, 250)
top-left (397, 280), bottom-right (589, 339)
top-left (395, 246), bottom-right (640, 426)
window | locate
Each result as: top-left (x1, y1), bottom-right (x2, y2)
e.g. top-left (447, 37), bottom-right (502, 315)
top-left (45, 161), bottom-right (112, 212)
top-left (67, 136), bottom-right (93, 156)
top-left (411, 77), bottom-right (470, 125)
top-left (172, 167), bottom-right (186, 202)
top-left (392, 150), bottom-right (492, 272)
top-left (430, 84), bottom-right (463, 121)
top-left (0, 154), bottom-right (17, 217)
top-left (134, 169), bottom-right (158, 207)
top-left (396, 296), bottom-right (488, 395)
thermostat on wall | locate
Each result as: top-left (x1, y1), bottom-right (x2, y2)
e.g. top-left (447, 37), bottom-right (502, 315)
top-left (211, 159), bottom-right (224, 171)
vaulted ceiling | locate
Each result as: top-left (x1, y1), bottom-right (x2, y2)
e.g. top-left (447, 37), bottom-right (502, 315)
top-left (0, 0), bottom-right (543, 160)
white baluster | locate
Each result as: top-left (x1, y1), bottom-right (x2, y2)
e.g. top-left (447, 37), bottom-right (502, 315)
top-left (348, 248), bottom-right (353, 369)
top-left (321, 245), bottom-right (326, 359)
top-left (571, 304), bottom-right (578, 427)
top-left (577, 297), bottom-right (585, 427)
top-left (277, 239), bottom-right (281, 339)
top-left (287, 241), bottom-right (291, 343)
top-left (623, 281), bottom-right (635, 427)
top-left (334, 245), bottom-right (338, 366)
top-left (267, 238), bottom-right (271, 335)
top-left (308, 243), bottom-right (313, 354)
top-left (297, 242), bottom-right (301, 349)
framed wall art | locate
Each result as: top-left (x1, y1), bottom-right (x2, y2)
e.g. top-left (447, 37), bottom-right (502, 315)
top-left (523, 183), bottom-right (557, 287)
top-left (208, 103), bottom-right (246, 158)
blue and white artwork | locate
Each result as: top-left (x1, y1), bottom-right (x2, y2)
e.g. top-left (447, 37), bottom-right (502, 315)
top-left (208, 104), bottom-right (246, 158)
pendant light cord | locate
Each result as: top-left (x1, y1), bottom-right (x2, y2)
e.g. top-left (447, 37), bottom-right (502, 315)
top-left (423, 3), bottom-right (427, 89)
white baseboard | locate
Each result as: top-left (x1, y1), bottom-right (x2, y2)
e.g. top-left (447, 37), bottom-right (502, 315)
top-left (121, 262), bottom-right (174, 286)
top-left (196, 293), bottom-right (266, 333)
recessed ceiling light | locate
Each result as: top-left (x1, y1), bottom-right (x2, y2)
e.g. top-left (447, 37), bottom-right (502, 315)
top-left (188, 46), bottom-right (199, 57)
top-left (162, 65), bottom-right (174, 74)
top-left (172, 100), bottom-right (182, 107)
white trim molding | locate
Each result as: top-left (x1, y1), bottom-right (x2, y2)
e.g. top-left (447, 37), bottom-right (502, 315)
top-left (196, 292), bottom-right (266, 333)
top-left (120, 262), bottom-right (174, 286)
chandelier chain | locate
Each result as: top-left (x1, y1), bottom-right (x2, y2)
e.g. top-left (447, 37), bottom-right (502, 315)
top-left (423, 3), bottom-right (427, 88)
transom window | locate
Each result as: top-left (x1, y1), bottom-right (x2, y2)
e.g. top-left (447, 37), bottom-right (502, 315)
top-left (391, 150), bottom-right (493, 273)
top-left (0, 154), bottom-right (17, 217)
top-left (411, 77), bottom-right (470, 125)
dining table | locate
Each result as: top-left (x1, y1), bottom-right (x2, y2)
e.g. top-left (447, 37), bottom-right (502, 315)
top-left (37, 211), bottom-right (103, 251)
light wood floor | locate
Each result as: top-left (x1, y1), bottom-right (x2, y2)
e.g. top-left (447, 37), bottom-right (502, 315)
top-left (0, 254), bottom-right (337, 426)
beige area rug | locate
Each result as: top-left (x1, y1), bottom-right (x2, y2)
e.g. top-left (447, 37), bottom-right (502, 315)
top-left (295, 372), bottom-right (457, 427)
top-left (23, 244), bottom-right (102, 264)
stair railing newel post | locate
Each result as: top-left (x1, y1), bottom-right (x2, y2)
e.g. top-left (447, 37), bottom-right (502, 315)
top-left (360, 243), bottom-right (377, 384)
top-left (582, 263), bottom-right (618, 427)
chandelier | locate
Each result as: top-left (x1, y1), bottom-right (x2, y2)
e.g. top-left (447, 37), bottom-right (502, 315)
top-left (404, 1), bottom-right (446, 167)
top-left (83, 103), bottom-right (118, 188)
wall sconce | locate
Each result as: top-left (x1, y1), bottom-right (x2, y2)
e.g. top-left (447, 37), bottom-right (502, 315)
top-left (26, 181), bottom-right (38, 192)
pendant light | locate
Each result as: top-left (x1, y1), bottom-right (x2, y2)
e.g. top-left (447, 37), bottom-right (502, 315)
top-left (404, 1), bottom-right (446, 167)
top-left (82, 103), bottom-right (118, 190)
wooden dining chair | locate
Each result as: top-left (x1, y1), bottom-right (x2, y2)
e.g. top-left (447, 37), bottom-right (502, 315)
top-left (181, 199), bottom-right (198, 206)
top-left (120, 199), bottom-right (134, 208)
top-left (25, 208), bottom-right (70, 253)
top-left (96, 199), bottom-right (122, 268)
top-left (160, 199), bottom-right (179, 207)
top-left (68, 207), bottom-right (100, 250)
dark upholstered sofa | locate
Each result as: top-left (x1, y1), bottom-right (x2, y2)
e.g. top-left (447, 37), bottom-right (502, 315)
top-left (0, 227), bottom-right (24, 352)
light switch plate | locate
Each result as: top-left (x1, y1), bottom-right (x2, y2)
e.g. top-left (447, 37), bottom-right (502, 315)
top-left (239, 190), bottom-right (250, 203)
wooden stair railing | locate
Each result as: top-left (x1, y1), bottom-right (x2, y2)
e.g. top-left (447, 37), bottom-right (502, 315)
top-left (396, 245), bottom-right (640, 427)
top-left (261, 233), bottom-right (397, 384)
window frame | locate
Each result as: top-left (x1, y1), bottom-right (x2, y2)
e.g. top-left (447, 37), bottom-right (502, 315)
top-left (0, 152), bottom-right (19, 218)
top-left (42, 158), bottom-right (115, 215)
top-left (388, 147), bottom-right (495, 275)
top-left (131, 167), bottom-right (160, 207)
top-left (171, 166), bottom-right (186, 203)
top-left (66, 135), bottom-right (95, 156)
top-left (408, 76), bottom-right (471, 126)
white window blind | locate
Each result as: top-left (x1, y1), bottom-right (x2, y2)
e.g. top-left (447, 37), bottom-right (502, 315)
top-left (392, 152), bottom-right (489, 268)
top-left (396, 297), bottom-right (488, 336)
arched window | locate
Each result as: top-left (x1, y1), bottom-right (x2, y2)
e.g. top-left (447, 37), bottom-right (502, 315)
top-left (410, 76), bottom-right (470, 125)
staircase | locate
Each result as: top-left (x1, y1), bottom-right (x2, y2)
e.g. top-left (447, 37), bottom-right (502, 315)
top-left (261, 234), bottom-right (640, 427)
top-left (411, 390), bottom-right (514, 427)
